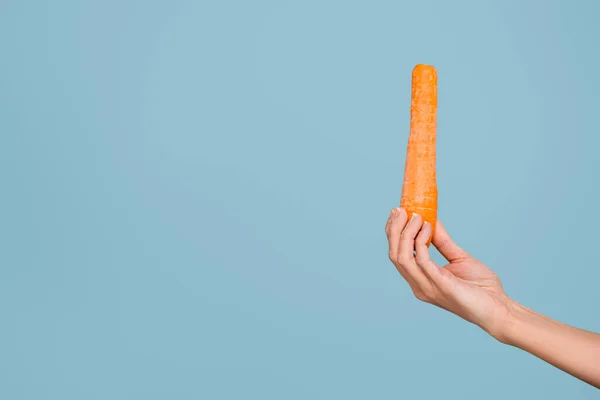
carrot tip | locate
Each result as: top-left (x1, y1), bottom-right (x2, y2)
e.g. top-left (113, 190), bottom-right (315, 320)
top-left (412, 64), bottom-right (437, 81)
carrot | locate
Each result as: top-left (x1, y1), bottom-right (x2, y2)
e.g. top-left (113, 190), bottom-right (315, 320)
top-left (400, 64), bottom-right (438, 246)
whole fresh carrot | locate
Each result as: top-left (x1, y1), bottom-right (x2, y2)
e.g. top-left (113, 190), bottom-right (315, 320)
top-left (400, 64), bottom-right (438, 246)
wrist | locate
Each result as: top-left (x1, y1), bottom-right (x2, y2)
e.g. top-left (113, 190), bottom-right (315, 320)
top-left (490, 299), bottom-right (532, 345)
top-left (483, 298), bottom-right (524, 344)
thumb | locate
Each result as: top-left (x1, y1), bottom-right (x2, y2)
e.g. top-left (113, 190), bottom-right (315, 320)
top-left (432, 221), bottom-right (469, 262)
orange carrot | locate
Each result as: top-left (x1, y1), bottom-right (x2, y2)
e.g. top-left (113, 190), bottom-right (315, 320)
top-left (400, 64), bottom-right (438, 246)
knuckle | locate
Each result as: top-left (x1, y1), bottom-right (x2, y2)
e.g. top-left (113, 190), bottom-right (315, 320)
top-left (415, 255), bottom-right (428, 266)
top-left (396, 254), bottom-right (410, 266)
top-left (415, 288), bottom-right (436, 303)
top-left (414, 291), bottom-right (429, 302)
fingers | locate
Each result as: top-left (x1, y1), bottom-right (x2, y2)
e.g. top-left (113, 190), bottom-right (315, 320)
top-left (399, 213), bottom-right (422, 261)
top-left (415, 221), bottom-right (440, 279)
top-left (432, 220), bottom-right (469, 262)
top-left (385, 208), bottom-right (437, 301)
top-left (386, 208), bottom-right (420, 286)
top-left (397, 213), bottom-right (431, 289)
top-left (386, 208), bottom-right (408, 262)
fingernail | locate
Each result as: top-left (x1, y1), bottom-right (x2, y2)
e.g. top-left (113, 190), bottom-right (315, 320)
top-left (423, 221), bottom-right (431, 232)
top-left (390, 208), bottom-right (397, 218)
top-left (410, 213), bottom-right (420, 223)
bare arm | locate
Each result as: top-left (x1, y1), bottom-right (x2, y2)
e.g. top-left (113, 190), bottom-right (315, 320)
top-left (501, 302), bottom-right (600, 388)
top-left (384, 207), bottom-right (600, 389)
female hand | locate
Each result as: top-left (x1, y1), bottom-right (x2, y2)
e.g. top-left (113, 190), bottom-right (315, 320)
top-left (386, 207), bottom-right (600, 388)
top-left (385, 207), bottom-right (512, 340)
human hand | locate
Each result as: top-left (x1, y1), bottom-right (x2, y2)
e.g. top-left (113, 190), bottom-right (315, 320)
top-left (385, 208), bottom-right (513, 340)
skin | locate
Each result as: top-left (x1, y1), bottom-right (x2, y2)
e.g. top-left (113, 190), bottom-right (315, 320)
top-left (385, 207), bottom-right (600, 389)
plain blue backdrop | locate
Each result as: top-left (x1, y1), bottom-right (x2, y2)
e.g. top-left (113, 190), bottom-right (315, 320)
top-left (1, 0), bottom-right (599, 398)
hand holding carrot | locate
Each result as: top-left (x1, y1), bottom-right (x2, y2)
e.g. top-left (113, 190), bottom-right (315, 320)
top-left (394, 65), bottom-right (512, 337)
top-left (384, 208), bottom-right (512, 338)
top-left (384, 207), bottom-right (600, 388)
top-left (389, 64), bottom-right (600, 388)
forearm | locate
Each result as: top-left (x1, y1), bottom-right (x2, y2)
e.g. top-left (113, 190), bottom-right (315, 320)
top-left (498, 301), bottom-right (600, 388)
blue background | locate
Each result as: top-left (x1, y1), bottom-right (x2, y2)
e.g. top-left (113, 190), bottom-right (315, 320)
top-left (1, 0), bottom-right (599, 398)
